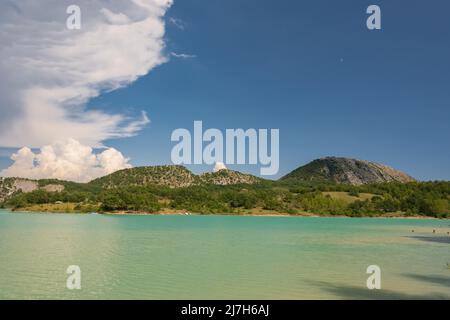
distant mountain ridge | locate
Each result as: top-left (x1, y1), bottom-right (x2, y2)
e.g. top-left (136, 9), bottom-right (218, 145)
top-left (0, 166), bottom-right (262, 202)
top-left (80, 165), bottom-right (262, 188)
top-left (0, 158), bottom-right (417, 202)
top-left (281, 157), bottom-right (415, 185)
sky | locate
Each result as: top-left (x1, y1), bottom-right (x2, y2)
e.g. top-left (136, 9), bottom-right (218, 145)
top-left (0, 0), bottom-right (449, 182)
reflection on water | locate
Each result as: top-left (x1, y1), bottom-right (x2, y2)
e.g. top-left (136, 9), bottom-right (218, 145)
top-left (407, 236), bottom-right (450, 244)
top-left (0, 210), bottom-right (449, 299)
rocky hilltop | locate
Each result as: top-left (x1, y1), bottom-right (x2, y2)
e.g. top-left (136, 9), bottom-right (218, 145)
top-left (281, 157), bottom-right (415, 185)
top-left (0, 177), bottom-right (65, 202)
top-left (90, 166), bottom-right (197, 188)
top-left (0, 178), bottom-right (37, 203)
top-left (89, 165), bottom-right (261, 189)
top-left (199, 169), bottom-right (261, 186)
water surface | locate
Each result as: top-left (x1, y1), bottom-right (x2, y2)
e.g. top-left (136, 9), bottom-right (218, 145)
top-left (0, 209), bottom-right (449, 299)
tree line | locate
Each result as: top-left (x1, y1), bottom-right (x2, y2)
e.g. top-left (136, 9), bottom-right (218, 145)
top-left (2, 181), bottom-right (449, 218)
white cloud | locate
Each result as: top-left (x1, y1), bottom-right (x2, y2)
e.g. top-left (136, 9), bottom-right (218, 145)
top-left (169, 17), bottom-right (186, 30)
top-left (214, 162), bottom-right (227, 172)
top-left (0, 0), bottom-right (172, 148)
top-left (0, 139), bottom-right (131, 183)
top-left (171, 52), bottom-right (196, 59)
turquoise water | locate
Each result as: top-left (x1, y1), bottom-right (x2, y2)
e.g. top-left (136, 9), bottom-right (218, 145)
top-left (0, 209), bottom-right (449, 300)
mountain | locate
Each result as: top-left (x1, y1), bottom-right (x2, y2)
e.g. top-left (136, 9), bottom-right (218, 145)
top-left (1, 158), bottom-right (413, 203)
top-left (89, 165), bottom-right (262, 189)
top-left (281, 157), bottom-right (416, 185)
top-left (2, 163), bottom-right (449, 218)
top-left (89, 165), bottom-right (197, 188)
top-left (0, 166), bottom-right (262, 203)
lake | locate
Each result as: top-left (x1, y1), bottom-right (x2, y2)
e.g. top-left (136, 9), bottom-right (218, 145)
top-left (0, 209), bottom-right (449, 299)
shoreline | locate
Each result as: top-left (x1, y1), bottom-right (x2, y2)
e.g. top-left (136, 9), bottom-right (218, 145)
top-left (103, 211), bottom-right (448, 220)
top-left (3, 208), bottom-right (448, 220)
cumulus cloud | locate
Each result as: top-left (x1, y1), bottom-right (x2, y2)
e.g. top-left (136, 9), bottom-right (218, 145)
top-left (214, 162), bottom-right (227, 172)
top-left (0, 0), bottom-right (172, 148)
top-left (0, 139), bottom-right (131, 183)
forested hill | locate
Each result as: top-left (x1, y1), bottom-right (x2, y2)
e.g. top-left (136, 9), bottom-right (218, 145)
top-left (1, 162), bottom-right (449, 218)
top-left (89, 165), bottom-right (262, 188)
top-left (0, 166), bottom-right (262, 201)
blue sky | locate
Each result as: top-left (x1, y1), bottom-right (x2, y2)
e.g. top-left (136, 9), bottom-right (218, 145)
top-left (1, 0), bottom-right (449, 181)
